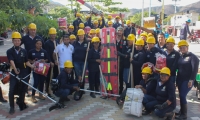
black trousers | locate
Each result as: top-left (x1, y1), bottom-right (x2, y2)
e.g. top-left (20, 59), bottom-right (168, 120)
top-left (45, 65), bottom-right (59, 93)
top-left (89, 71), bottom-right (100, 91)
top-left (119, 63), bottom-right (124, 94)
top-left (9, 69), bottom-right (28, 108)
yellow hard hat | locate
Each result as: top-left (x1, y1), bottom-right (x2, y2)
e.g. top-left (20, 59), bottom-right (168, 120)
top-left (127, 34), bottom-right (135, 41)
top-left (140, 32), bottom-right (148, 38)
top-left (91, 37), bottom-right (100, 43)
top-left (89, 29), bottom-right (96, 34)
top-left (147, 33), bottom-right (154, 37)
top-left (69, 25), bottom-right (74, 29)
top-left (98, 17), bottom-right (102, 21)
top-left (146, 37), bottom-right (156, 44)
top-left (108, 21), bottom-right (113, 25)
top-left (79, 23), bottom-right (85, 29)
top-left (86, 15), bottom-right (90, 19)
top-left (178, 40), bottom-right (189, 47)
top-left (126, 20), bottom-right (131, 25)
top-left (28, 23), bottom-right (37, 29)
top-left (108, 15), bottom-right (112, 19)
top-left (76, 13), bottom-right (81, 17)
top-left (135, 39), bottom-right (144, 46)
top-left (141, 67), bottom-right (152, 74)
top-left (12, 32), bottom-right (21, 39)
top-left (93, 20), bottom-right (98, 25)
top-left (115, 16), bottom-right (120, 19)
top-left (64, 60), bottom-right (74, 68)
top-left (95, 28), bottom-right (100, 33)
top-left (70, 34), bottom-right (76, 40)
top-left (160, 67), bottom-right (171, 76)
top-left (166, 37), bottom-right (175, 44)
top-left (77, 29), bottom-right (85, 36)
top-left (49, 28), bottom-right (57, 34)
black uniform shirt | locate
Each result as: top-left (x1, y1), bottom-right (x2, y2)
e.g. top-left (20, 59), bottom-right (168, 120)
top-left (87, 48), bottom-right (100, 72)
top-left (6, 47), bottom-right (28, 69)
top-left (44, 40), bottom-right (59, 63)
top-left (139, 77), bottom-right (157, 97)
top-left (145, 47), bottom-right (163, 65)
top-left (28, 49), bottom-right (49, 62)
top-left (122, 45), bottom-right (132, 68)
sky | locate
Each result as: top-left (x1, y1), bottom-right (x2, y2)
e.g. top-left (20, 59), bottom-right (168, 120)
top-left (52, 0), bottom-right (200, 10)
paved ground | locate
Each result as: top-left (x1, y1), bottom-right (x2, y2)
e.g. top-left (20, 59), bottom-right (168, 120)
top-left (0, 35), bottom-right (200, 120)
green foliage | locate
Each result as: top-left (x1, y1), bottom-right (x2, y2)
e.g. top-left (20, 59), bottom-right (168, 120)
top-left (0, 11), bottom-right (9, 33)
top-left (33, 15), bottom-right (58, 38)
top-left (163, 16), bottom-right (172, 25)
top-left (130, 11), bottom-right (157, 25)
top-left (199, 16), bottom-right (200, 21)
top-left (8, 10), bottom-right (33, 31)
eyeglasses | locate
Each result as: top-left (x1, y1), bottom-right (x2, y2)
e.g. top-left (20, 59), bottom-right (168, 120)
top-left (160, 74), bottom-right (169, 77)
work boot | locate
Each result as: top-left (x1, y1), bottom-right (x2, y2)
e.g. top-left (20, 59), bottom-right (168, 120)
top-left (142, 110), bottom-right (151, 115)
top-left (64, 97), bottom-right (70, 101)
top-left (165, 112), bottom-right (175, 120)
top-left (58, 97), bottom-right (65, 106)
top-left (9, 107), bottom-right (15, 115)
top-left (90, 93), bottom-right (96, 98)
top-left (39, 93), bottom-right (45, 100)
top-left (0, 87), bottom-right (7, 102)
top-left (31, 96), bottom-right (37, 103)
top-left (177, 104), bottom-right (187, 120)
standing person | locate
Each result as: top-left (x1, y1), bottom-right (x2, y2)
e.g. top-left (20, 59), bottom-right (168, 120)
top-left (84, 15), bottom-right (92, 28)
top-left (180, 19), bottom-right (192, 40)
top-left (95, 28), bottom-right (100, 38)
top-left (155, 19), bottom-right (162, 34)
top-left (87, 37), bottom-right (101, 98)
top-left (116, 26), bottom-right (126, 94)
top-left (113, 16), bottom-right (121, 30)
top-left (155, 33), bottom-right (167, 51)
top-left (69, 34), bottom-right (76, 44)
top-left (73, 29), bottom-right (89, 90)
top-left (163, 37), bottom-right (180, 83)
top-left (105, 15), bottom-right (112, 27)
top-left (66, 25), bottom-right (75, 36)
top-left (107, 21), bottom-right (113, 28)
top-left (175, 40), bottom-right (199, 120)
top-left (143, 67), bottom-right (176, 120)
top-left (21, 23), bottom-right (44, 97)
top-left (7, 32), bottom-right (35, 114)
top-left (130, 39), bottom-right (146, 86)
top-left (124, 20), bottom-right (136, 38)
top-left (44, 28), bottom-right (59, 98)
top-left (53, 35), bottom-right (74, 72)
top-left (92, 20), bottom-right (99, 29)
top-left (73, 13), bottom-right (83, 34)
top-left (87, 29), bottom-right (96, 41)
top-left (28, 39), bottom-right (49, 103)
top-left (117, 34), bottom-right (134, 88)
top-left (98, 14), bottom-right (105, 29)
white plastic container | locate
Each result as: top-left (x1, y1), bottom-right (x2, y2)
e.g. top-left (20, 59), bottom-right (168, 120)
top-left (131, 101), bottom-right (143, 117)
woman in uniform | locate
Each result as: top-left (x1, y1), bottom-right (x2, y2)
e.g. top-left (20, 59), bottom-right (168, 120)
top-left (87, 37), bottom-right (101, 98)
top-left (163, 37), bottom-right (180, 83)
top-left (143, 67), bottom-right (176, 120)
top-left (175, 40), bottom-right (199, 120)
top-left (28, 39), bottom-right (49, 103)
top-left (73, 29), bottom-right (89, 90)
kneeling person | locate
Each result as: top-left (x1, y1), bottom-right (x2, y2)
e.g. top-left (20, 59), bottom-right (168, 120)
top-left (55, 61), bottom-right (79, 105)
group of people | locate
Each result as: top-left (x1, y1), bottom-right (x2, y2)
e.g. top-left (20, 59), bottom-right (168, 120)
top-left (3, 12), bottom-right (199, 120)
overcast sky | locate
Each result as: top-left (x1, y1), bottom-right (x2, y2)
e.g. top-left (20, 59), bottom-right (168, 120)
top-left (53, 0), bottom-right (199, 9)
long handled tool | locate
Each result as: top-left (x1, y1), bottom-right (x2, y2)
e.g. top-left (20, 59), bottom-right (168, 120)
top-left (9, 72), bottom-right (63, 111)
top-left (128, 37), bottom-right (135, 88)
top-left (79, 89), bottom-right (119, 97)
top-left (53, 41), bottom-right (60, 74)
top-left (81, 42), bottom-right (90, 83)
top-left (48, 67), bottom-right (54, 95)
top-left (99, 65), bottom-right (108, 98)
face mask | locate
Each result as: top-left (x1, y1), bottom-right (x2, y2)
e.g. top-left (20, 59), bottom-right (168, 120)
top-left (14, 46), bottom-right (20, 50)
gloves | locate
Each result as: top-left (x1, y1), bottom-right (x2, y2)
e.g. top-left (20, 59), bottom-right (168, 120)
top-left (117, 51), bottom-right (126, 57)
top-left (154, 102), bottom-right (168, 110)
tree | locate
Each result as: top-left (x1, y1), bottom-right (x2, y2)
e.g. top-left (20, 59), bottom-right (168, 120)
top-left (199, 15), bottom-right (200, 21)
top-left (0, 11), bottom-right (9, 33)
top-left (130, 11), bottom-right (156, 25)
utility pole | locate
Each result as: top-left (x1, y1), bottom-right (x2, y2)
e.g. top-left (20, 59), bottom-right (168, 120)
top-left (161, 0), bottom-right (164, 26)
top-left (149, 0), bottom-right (151, 17)
top-left (141, 0), bottom-right (144, 27)
top-left (172, 0), bottom-right (180, 36)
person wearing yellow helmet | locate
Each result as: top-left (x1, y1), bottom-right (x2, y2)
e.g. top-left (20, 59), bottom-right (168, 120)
top-left (106, 15), bottom-right (112, 27)
top-left (79, 23), bottom-right (85, 29)
top-left (107, 21), bottom-right (113, 27)
top-left (73, 29), bottom-right (89, 90)
top-left (54, 60), bottom-right (79, 106)
top-left (7, 32), bottom-right (35, 114)
top-left (117, 34), bottom-right (135, 88)
top-left (140, 32), bottom-right (148, 42)
top-left (73, 12), bottom-right (83, 34)
top-left (143, 67), bottom-right (176, 119)
top-left (163, 37), bottom-right (180, 83)
top-left (67, 25), bottom-right (75, 35)
top-left (113, 16), bottom-right (122, 30)
top-left (69, 34), bottom-right (76, 44)
top-left (155, 33), bottom-right (167, 51)
top-left (95, 28), bottom-right (100, 38)
top-left (124, 20), bottom-right (136, 39)
top-left (130, 39), bottom-right (146, 86)
top-left (84, 14), bottom-right (92, 28)
top-left (145, 37), bottom-right (163, 66)
top-left (175, 40), bottom-right (199, 120)
top-left (87, 37), bottom-right (101, 98)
